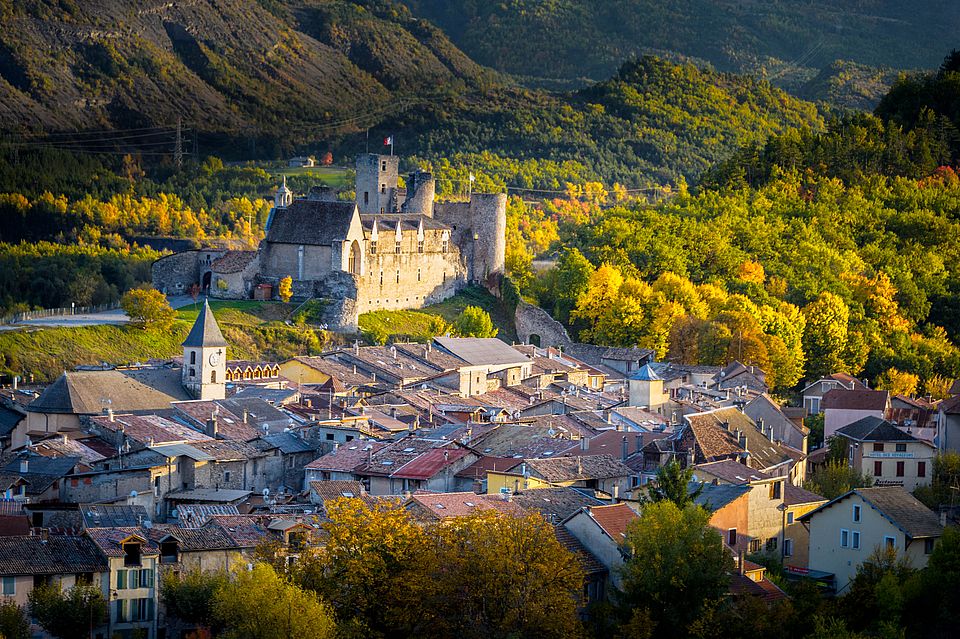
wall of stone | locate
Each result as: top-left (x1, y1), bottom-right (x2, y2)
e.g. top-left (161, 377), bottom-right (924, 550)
top-left (152, 251), bottom-right (200, 295)
top-left (470, 193), bottom-right (507, 281)
top-left (261, 243), bottom-right (334, 281)
top-left (355, 154), bottom-right (399, 214)
top-left (356, 227), bottom-right (466, 313)
top-left (515, 301), bottom-right (572, 347)
top-left (401, 171), bottom-right (435, 217)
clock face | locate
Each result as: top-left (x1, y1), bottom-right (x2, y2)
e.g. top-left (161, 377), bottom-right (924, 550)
top-left (209, 352), bottom-right (221, 366)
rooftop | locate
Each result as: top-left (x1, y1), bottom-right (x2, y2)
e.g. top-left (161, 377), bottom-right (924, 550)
top-left (821, 388), bottom-right (889, 411)
top-left (433, 336), bottom-right (531, 368)
top-left (837, 416), bottom-right (927, 443)
top-left (800, 487), bottom-right (942, 539)
top-left (182, 300), bottom-right (228, 348)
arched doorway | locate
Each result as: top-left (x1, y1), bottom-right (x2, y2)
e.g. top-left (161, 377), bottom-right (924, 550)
top-left (348, 241), bottom-right (362, 275)
top-left (201, 271), bottom-right (212, 292)
top-left (529, 334), bottom-right (542, 347)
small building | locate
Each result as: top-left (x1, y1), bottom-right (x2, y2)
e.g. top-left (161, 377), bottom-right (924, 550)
top-left (288, 156), bottom-right (316, 168)
top-left (0, 534), bottom-right (107, 609)
top-left (800, 487), bottom-right (942, 593)
top-left (627, 364), bottom-right (669, 415)
top-left (835, 416), bottom-right (935, 491)
top-left (822, 388), bottom-right (889, 440)
top-left (801, 373), bottom-right (868, 415)
top-left (936, 394), bottom-right (960, 453)
top-left (694, 482), bottom-right (751, 555)
top-left (561, 503), bottom-right (638, 589)
top-left (86, 527), bottom-right (161, 639)
top-left (781, 484), bottom-right (827, 570)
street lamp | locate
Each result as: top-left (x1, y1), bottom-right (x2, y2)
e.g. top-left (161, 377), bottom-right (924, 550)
top-left (777, 502), bottom-right (789, 565)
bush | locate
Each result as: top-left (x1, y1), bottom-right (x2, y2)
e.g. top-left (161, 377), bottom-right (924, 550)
top-left (120, 288), bottom-right (175, 331)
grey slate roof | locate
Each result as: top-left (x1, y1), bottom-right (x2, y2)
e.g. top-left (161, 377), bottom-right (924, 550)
top-left (27, 368), bottom-right (191, 414)
top-left (837, 416), bottom-right (921, 443)
top-left (81, 504), bottom-right (150, 528)
top-left (182, 300), bottom-right (228, 348)
top-left (511, 486), bottom-right (605, 523)
top-left (265, 199), bottom-right (357, 245)
top-left (800, 487), bottom-right (942, 539)
top-left (524, 454), bottom-right (633, 482)
top-left (694, 482), bottom-right (751, 511)
top-left (0, 535), bottom-right (107, 575)
top-left (259, 432), bottom-right (316, 454)
top-left (0, 407), bottom-right (23, 436)
top-left (433, 337), bottom-right (531, 367)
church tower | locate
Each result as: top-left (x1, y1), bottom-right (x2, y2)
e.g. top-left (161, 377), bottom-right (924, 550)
top-left (182, 300), bottom-right (227, 400)
top-left (275, 175), bottom-right (293, 209)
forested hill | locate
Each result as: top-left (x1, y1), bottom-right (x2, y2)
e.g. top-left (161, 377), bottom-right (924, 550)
top-left (400, 1), bottom-right (958, 98)
top-left (0, 0), bottom-right (491, 137)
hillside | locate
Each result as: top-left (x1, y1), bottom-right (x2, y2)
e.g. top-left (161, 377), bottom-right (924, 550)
top-left (400, 0), bottom-right (959, 93)
top-left (0, 0), bottom-right (490, 140)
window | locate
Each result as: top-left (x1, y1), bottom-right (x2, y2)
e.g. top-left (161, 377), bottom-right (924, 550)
top-left (925, 538), bottom-right (936, 554)
top-left (765, 537), bottom-right (778, 551)
top-left (160, 541), bottom-right (179, 564)
top-left (119, 598), bottom-right (154, 623)
top-left (189, 368), bottom-right (195, 378)
top-left (140, 568), bottom-right (154, 588)
top-left (417, 240), bottom-right (424, 253)
top-left (381, 161), bottom-right (386, 171)
top-left (768, 481), bottom-right (782, 500)
top-left (896, 443), bottom-right (907, 452)
top-left (873, 443), bottom-right (884, 452)
top-left (853, 505), bottom-right (861, 522)
top-left (380, 183), bottom-right (386, 194)
top-left (379, 271), bottom-right (383, 286)
top-left (395, 240), bottom-right (401, 254)
top-left (896, 461), bottom-right (905, 477)
top-left (727, 529), bottom-right (737, 546)
top-left (874, 461), bottom-right (883, 476)
top-left (224, 471), bottom-right (231, 483)
top-left (417, 268), bottom-right (421, 282)
top-left (783, 538), bottom-right (793, 557)
top-left (749, 539), bottom-right (762, 553)
top-left (787, 511), bottom-right (794, 524)
top-left (396, 270), bottom-right (400, 284)
top-left (1, 577), bottom-right (13, 595)
top-left (441, 239), bottom-right (448, 253)
top-left (852, 531), bottom-right (861, 549)
top-left (840, 529), bottom-right (849, 547)
top-left (363, 191), bottom-right (369, 206)
top-left (190, 351), bottom-right (196, 365)
top-left (370, 240), bottom-right (377, 254)
top-left (918, 461), bottom-right (927, 478)
top-left (325, 433), bottom-right (335, 441)
top-left (884, 536), bottom-right (896, 550)
top-left (123, 543), bottom-right (141, 567)
top-left (210, 370), bottom-right (217, 384)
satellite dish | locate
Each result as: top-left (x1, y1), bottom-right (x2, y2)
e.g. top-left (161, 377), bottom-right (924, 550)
top-left (262, 488), bottom-right (270, 497)
top-left (130, 490), bottom-right (138, 498)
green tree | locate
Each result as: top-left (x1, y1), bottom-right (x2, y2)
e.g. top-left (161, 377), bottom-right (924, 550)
top-left (212, 563), bottom-right (335, 639)
top-left (802, 292), bottom-right (852, 378)
top-left (553, 248), bottom-right (595, 324)
top-left (913, 452), bottom-right (960, 509)
top-left (161, 568), bottom-right (229, 632)
top-left (915, 525), bottom-right (960, 638)
top-left (804, 461), bottom-right (872, 500)
top-left (0, 600), bottom-right (30, 639)
top-left (650, 460), bottom-right (703, 508)
top-left (120, 287), bottom-right (175, 331)
top-left (453, 305), bottom-right (498, 338)
top-left (28, 583), bottom-right (108, 639)
top-left (278, 276), bottom-right (293, 303)
top-left (617, 501), bottom-right (733, 639)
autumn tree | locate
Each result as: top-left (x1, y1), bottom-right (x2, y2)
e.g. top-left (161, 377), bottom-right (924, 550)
top-left (213, 563), bottom-right (335, 639)
top-left (432, 511), bottom-right (584, 639)
top-left (293, 498), bottom-right (438, 638)
top-left (617, 501), bottom-right (732, 639)
top-left (278, 276), bottom-right (293, 303)
top-left (453, 305), bottom-right (498, 338)
top-left (28, 584), bottom-right (108, 639)
top-left (120, 287), bottom-right (176, 331)
top-left (802, 292), bottom-right (852, 378)
top-left (877, 367), bottom-right (919, 397)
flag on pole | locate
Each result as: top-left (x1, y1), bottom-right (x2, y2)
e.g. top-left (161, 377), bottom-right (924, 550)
top-left (383, 136), bottom-right (393, 146)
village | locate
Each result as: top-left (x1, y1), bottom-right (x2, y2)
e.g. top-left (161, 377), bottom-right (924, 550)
top-left (0, 289), bottom-right (956, 638)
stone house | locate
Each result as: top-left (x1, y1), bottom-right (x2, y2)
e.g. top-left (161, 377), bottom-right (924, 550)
top-left (561, 503), bottom-right (638, 589)
top-left (936, 394), bottom-right (960, 453)
top-left (252, 432), bottom-right (317, 492)
top-left (694, 482), bottom-right (751, 555)
top-left (87, 527), bottom-right (161, 639)
top-left (358, 438), bottom-right (479, 495)
top-left (521, 455), bottom-right (634, 499)
top-left (303, 441), bottom-right (387, 484)
top-left (781, 484), bottom-right (827, 570)
top-left (800, 487), bottom-right (942, 593)
top-left (0, 534), bottom-right (107, 609)
top-left (835, 416), bottom-right (936, 491)
top-left (743, 394), bottom-right (808, 452)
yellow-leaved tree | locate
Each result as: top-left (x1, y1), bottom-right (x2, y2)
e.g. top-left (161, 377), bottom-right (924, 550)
top-left (278, 276), bottom-right (293, 303)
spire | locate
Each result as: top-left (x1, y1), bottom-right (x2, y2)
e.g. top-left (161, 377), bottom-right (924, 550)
top-left (182, 300), bottom-right (228, 348)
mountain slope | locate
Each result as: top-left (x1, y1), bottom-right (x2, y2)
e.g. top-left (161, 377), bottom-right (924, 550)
top-left (0, 0), bottom-right (490, 135)
top-left (400, 0), bottom-right (959, 90)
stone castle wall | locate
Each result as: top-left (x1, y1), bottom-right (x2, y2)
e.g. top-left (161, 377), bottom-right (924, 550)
top-left (515, 300), bottom-right (572, 347)
top-left (356, 154), bottom-right (399, 214)
top-left (152, 251), bottom-right (201, 295)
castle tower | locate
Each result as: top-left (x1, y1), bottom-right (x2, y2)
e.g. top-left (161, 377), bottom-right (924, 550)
top-left (182, 300), bottom-right (227, 400)
top-left (469, 193), bottom-right (507, 282)
top-left (628, 364), bottom-right (666, 414)
top-left (401, 170), bottom-right (435, 217)
top-left (355, 153), bottom-right (399, 214)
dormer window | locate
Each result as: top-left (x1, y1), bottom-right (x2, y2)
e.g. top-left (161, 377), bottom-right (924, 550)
top-left (442, 239), bottom-right (449, 253)
top-left (160, 540), bottom-right (179, 564)
top-left (123, 542), bottom-right (142, 567)
top-left (370, 241), bottom-right (377, 254)
top-left (417, 240), bottom-right (424, 253)
top-left (395, 241), bottom-right (401, 254)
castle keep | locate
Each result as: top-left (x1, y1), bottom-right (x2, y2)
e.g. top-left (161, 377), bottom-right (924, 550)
top-left (152, 154), bottom-right (506, 330)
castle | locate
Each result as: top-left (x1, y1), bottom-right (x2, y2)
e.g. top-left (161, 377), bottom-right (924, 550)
top-left (152, 154), bottom-right (507, 330)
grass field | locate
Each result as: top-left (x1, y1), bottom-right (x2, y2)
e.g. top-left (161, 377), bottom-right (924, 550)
top-left (271, 165), bottom-right (353, 188)
top-left (358, 287), bottom-right (517, 344)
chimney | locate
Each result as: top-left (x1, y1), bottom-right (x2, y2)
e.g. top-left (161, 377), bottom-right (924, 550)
top-left (581, 436), bottom-right (590, 452)
top-left (738, 432), bottom-right (748, 451)
top-left (40, 528), bottom-right (49, 543)
top-left (635, 433), bottom-right (644, 453)
top-left (19, 457), bottom-right (28, 474)
top-left (577, 457), bottom-right (583, 476)
top-left (243, 409), bottom-right (248, 424)
top-left (354, 341), bottom-right (360, 355)
top-left (756, 417), bottom-right (764, 436)
top-left (612, 484), bottom-right (619, 503)
top-left (621, 435), bottom-right (628, 461)
top-left (206, 415), bottom-right (219, 438)
top-left (685, 448), bottom-right (694, 467)
top-left (12, 375), bottom-right (17, 391)
top-left (108, 408), bottom-right (115, 422)
top-left (721, 421), bottom-right (729, 431)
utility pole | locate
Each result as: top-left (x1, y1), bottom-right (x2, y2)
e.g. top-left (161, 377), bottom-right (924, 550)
top-left (173, 117), bottom-right (183, 170)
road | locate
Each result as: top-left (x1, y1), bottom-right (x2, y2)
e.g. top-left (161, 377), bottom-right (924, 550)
top-left (0, 296), bottom-right (196, 330)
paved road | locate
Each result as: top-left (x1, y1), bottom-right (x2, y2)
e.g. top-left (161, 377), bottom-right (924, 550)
top-left (1, 295), bottom-right (196, 330)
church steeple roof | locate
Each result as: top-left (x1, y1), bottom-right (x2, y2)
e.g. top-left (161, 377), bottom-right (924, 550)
top-left (182, 300), bottom-right (228, 348)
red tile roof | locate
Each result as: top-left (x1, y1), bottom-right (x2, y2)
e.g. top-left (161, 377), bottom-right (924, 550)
top-left (587, 503), bottom-right (637, 541)
top-left (305, 442), bottom-right (386, 472)
top-left (455, 456), bottom-right (522, 479)
top-left (405, 492), bottom-right (528, 521)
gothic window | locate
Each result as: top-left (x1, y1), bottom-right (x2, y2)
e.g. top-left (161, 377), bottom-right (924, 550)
top-left (442, 239), bottom-right (449, 252)
top-left (210, 370), bottom-right (217, 383)
top-left (395, 240), bottom-right (401, 254)
top-left (190, 351), bottom-right (196, 365)
top-left (349, 241), bottom-right (361, 275)
top-left (417, 240), bottom-right (424, 253)
top-left (370, 241), bottom-right (377, 254)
